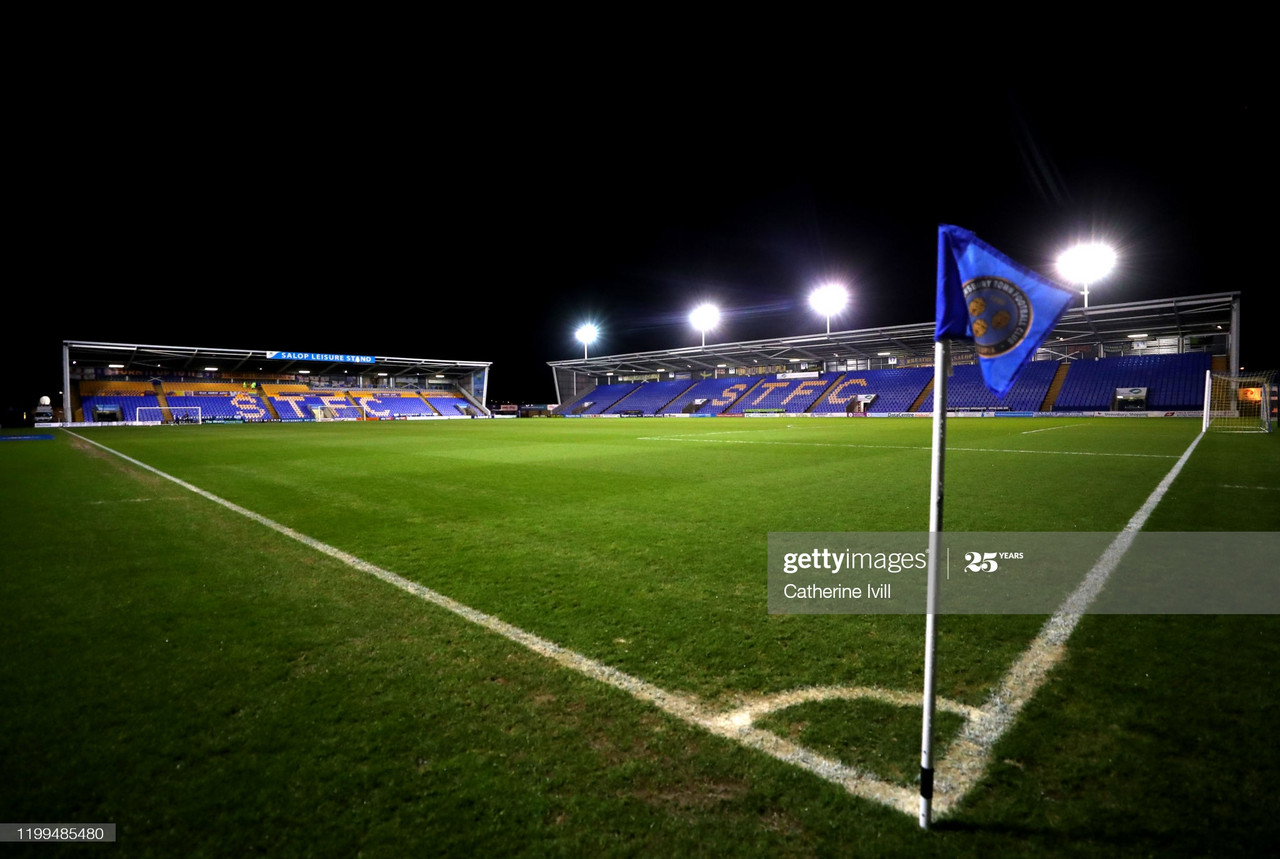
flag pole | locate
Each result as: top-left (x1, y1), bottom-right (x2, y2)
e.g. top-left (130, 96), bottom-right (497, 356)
top-left (920, 336), bottom-right (950, 829)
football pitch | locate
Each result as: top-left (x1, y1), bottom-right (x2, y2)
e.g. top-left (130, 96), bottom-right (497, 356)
top-left (2, 417), bottom-right (1277, 856)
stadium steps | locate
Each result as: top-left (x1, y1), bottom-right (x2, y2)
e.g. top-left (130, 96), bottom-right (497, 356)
top-left (611, 387), bottom-right (641, 410)
top-left (722, 378), bottom-right (764, 414)
top-left (810, 374), bottom-right (839, 411)
top-left (808, 374), bottom-right (847, 412)
top-left (1040, 362), bottom-right (1071, 411)
top-left (657, 383), bottom-right (697, 415)
top-left (909, 378), bottom-right (934, 413)
top-left (153, 382), bottom-right (174, 422)
top-left (408, 391), bottom-right (442, 416)
top-left (455, 391), bottom-right (488, 417)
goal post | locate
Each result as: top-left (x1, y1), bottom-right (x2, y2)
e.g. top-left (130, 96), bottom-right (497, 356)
top-left (1203, 370), bottom-right (1275, 433)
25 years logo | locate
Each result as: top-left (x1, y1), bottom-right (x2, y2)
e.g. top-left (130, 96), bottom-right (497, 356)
top-left (963, 551), bottom-right (1024, 572)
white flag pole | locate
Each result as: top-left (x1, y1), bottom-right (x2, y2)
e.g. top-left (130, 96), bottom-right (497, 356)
top-left (920, 337), bottom-right (950, 829)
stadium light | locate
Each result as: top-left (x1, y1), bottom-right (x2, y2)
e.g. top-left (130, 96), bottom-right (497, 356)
top-left (1056, 242), bottom-right (1117, 308)
top-left (809, 282), bottom-right (849, 334)
top-left (575, 323), bottom-right (599, 359)
top-left (689, 303), bottom-right (720, 347)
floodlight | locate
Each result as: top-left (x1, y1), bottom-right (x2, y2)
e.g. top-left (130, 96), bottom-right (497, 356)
top-left (1056, 242), bottom-right (1117, 307)
top-left (689, 303), bottom-right (720, 346)
top-left (809, 282), bottom-right (849, 333)
top-left (575, 323), bottom-right (599, 359)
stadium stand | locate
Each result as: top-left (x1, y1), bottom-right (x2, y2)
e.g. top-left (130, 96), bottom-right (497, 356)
top-left (1052, 353), bottom-right (1211, 411)
top-left (605, 379), bottom-right (696, 415)
top-left (165, 393), bottom-right (273, 421)
top-left (351, 392), bottom-right (438, 419)
top-left (916, 360), bottom-right (1059, 413)
top-left (80, 393), bottom-right (161, 422)
top-left (723, 373), bottom-right (840, 414)
top-left (425, 395), bottom-right (480, 417)
top-left (559, 382), bottom-right (642, 415)
top-left (160, 382), bottom-right (272, 421)
top-left (659, 377), bottom-right (757, 415)
top-left (78, 381), bottom-right (162, 422)
top-left (809, 368), bottom-right (934, 415)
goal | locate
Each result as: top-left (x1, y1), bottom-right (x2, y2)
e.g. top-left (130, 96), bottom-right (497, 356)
top-left (1202, 370), bottom-right (1276, 433)
top-left (136, 406), bottom-right (203, 424)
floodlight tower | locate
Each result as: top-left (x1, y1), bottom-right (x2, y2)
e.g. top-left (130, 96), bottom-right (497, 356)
top-left (575, 323), bottom-right (599, 360)
top-left (809, 282), bottom-right (849, 334)
top-left (1056, 242), bottom-right (1117, 308)
top-left (689, 303), bottom-right (720, 347)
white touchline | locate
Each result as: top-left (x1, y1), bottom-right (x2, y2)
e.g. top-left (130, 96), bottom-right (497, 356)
top-left (62, 428), bottom-right (1203, 819)
top-left (925, 429), bottom-right (1205, 816)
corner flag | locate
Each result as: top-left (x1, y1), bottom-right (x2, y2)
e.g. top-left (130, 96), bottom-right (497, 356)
top-left (920, 225), bottom-right (1074, 830)
top-left (936, 224), bottom-right (1074, 397)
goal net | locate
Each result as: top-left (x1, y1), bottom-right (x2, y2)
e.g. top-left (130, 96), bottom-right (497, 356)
top-left (136, 406), bottom-right (203, 424)
top-left (1202, 370), bottom-right (1276, 433)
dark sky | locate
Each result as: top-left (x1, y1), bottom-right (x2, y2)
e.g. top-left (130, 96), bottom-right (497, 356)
top-left (8, 50), bottom-right (1270, 415)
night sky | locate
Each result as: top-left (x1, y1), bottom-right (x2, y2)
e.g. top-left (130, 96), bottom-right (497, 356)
top-left (7, 51), bottom-right (1270, 419)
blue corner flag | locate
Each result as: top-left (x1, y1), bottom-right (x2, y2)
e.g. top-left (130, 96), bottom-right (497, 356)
top-left (936, 224), bottom-right (1074, 398)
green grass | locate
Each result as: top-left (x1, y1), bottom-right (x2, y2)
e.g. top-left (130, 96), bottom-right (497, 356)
top-left (1, 417), bottom-right (1276, 856)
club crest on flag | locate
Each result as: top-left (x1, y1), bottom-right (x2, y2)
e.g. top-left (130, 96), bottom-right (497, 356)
top-left (965, 277), bottom-right (1032, 357)
top-left (936, 224), bottom-right (1074, 398)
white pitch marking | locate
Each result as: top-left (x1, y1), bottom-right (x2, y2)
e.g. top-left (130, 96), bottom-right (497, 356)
top-left (923, 430), bottom-right (1205, 815)
top-left (1020, 424), bottom-right (1083, 435)
top-left (61, 428), bottom-right (1204, 821)
top-left (60, 430), bottom-right (914, 811)
top-left (1221, 484), bottom-right (1280, 491)
top-left (636, 436), bottom-right (1178, 459)
top-left (716, 685), bottom-right (984, 728)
